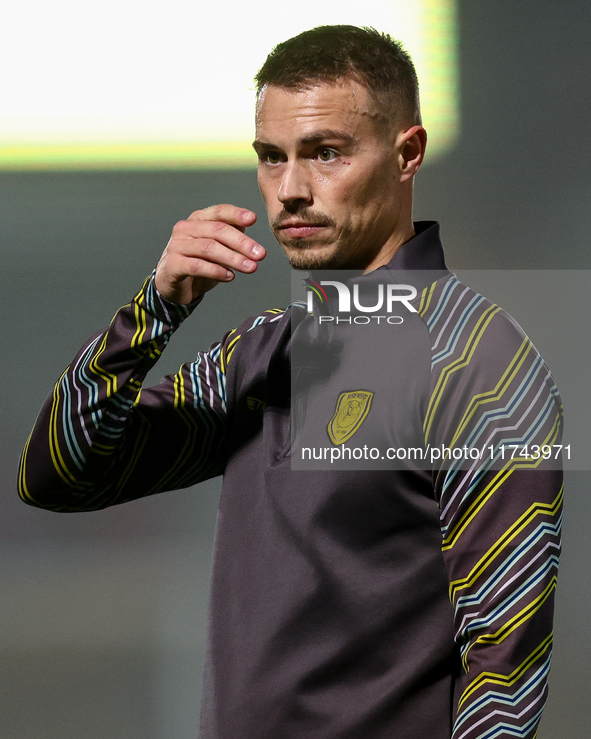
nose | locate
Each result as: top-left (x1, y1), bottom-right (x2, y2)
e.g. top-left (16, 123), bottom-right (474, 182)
top-left (277, 160), bottom-right (312, 206)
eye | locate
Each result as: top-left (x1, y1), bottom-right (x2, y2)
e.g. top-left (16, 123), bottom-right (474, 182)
top-left (316, 148), bottom-right (337, 162)
top-left (262, 150), bottom-right (283, 164)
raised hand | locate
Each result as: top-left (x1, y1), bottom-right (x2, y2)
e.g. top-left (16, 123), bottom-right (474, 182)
top-left (155, 204), bottom-right (266, 304)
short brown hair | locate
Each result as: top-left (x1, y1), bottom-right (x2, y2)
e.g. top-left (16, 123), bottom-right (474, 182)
top-left (255, 25), bottom-right (421, 126)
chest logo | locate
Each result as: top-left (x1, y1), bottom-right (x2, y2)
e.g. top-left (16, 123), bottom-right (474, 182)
top-left (327, 390), bottom-right (374, 445)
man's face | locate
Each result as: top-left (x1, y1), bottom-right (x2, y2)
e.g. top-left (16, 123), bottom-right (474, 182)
top-left (254, 79), bottom-right (411, 271)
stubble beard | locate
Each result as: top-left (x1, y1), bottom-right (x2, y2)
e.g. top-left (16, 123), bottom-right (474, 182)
top-left (280, 239), bottom-right (347, 270)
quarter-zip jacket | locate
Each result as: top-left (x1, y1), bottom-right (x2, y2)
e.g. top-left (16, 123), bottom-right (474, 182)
top-left (19, 222), bottom-right (563, 739)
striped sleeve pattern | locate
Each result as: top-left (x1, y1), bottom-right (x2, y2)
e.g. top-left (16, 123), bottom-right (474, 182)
top-left (418, 276), bottom-right (564, 739)
top-left (18, 275), bottom-right (230, 511)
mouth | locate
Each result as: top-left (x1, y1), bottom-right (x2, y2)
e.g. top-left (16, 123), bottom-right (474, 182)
top-left (272, 210), bottom-right (336, 244)
top-left (277, 223), bottom-right (328, 239)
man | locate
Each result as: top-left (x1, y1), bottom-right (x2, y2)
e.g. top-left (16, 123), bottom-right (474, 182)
top-left (19, 26), bottom-right (563, 739)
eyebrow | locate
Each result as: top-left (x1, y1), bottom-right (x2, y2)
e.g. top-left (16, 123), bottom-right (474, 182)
top-left (252, 129), bottom-right (357, 153)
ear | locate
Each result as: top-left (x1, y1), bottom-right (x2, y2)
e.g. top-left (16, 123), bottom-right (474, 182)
top-left (397, 125), bottom-right (427, 182)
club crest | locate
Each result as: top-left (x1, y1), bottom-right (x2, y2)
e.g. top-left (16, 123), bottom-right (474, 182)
top-left (327, 390), bottom-right (374, 445)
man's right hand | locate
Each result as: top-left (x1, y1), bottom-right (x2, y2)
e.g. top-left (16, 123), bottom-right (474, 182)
top-left (154, 204), bottom-right (266, 305)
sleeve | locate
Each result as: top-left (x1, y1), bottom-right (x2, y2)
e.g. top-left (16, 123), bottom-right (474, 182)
top-left (422, 285), bottom-right (564, 739)
top-left (18, 274), bottom-right (234, 512)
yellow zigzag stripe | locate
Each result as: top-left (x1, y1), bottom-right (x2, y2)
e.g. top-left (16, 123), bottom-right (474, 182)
top-left (130, 284), bottom-right (149, 350)
top-left (418, 281), bottom-right (438, 317)
top-left (449, 338), bottom-right (531, 448)
top-left (458, 633), bottom-right (553, 709)
top-left (89, 334), bottom-right (118, 397)
top-left (442, 416), bottom-right (562, 551)
top-left (225, 333), bottom-right (242, 369)
top-left (424, 304), bottom-right (501, 442)
top-left (462, 577), bottom-right (557, 672)
top-left (220, 329), bottom-right (238, 373)
top-left (139, 369), bottom-right (203, 494)
top-left (47, 301), bottom-right (156, 492)
top-left (116, 350), bottom-right (159, 495)
top-left (220, 309), bottom-right (283, 372)
top-left (174, 367), bottom-right (185, 409)
top-left (442, 467), bottom-right (512, 551)
top-left (17, 433), bottom-right (34, 503)
top-left (130, 382), bottom-right (200, 497)
top-left (449, 484), bottom-right (563, 603)
top-left (48, 369), bottom-right (79, 487)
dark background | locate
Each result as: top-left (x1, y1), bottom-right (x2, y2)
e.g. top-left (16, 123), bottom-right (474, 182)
top-left (2, 2), bottom-right (590, 737)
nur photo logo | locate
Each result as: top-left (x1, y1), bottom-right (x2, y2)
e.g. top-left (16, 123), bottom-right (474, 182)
top-left (305, 279), bottom-right (418, 324)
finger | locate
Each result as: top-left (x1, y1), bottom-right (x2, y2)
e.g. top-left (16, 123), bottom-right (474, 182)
top-left (187, 204), bottom-right (257, 230)
top-left (172, 235), bottom-right (262, 273)
top-left (171, 254), bottom-right (236, 283)
top-left (171, 219), bottom-right (266, 261)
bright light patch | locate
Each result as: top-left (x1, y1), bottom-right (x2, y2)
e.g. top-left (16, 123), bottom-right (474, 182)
top-left (1, 0), bottom-right (458, 169)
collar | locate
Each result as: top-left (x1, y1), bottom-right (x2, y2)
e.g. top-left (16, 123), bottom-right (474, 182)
top-left (356, 220), bottom-right (449, 294)
top-left (383, 221), bottom-right (447, 271)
